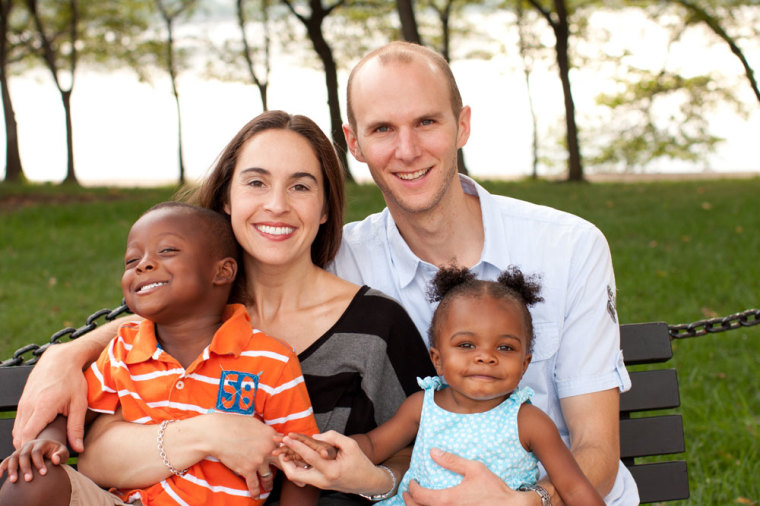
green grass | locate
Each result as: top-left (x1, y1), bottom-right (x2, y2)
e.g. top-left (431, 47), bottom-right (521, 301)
top-left (1, 177), bottom-right (759, 504)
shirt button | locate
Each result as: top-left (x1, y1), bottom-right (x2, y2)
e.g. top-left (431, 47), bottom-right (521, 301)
top-left (176, 381), bottom-right (185, 390)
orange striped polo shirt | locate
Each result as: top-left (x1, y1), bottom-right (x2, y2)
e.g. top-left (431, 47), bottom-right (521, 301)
top-left (84, 304), bottom-right (317, 506)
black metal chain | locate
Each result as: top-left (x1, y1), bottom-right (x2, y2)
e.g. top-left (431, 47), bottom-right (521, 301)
top-left (0, 301), bottom-right (131, 367)
top-left (668, 308), bottom-right (760, 340)
top-left (2, 304), bottom-right (759, 367)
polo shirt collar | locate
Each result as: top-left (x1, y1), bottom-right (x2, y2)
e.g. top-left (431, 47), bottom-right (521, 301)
top-left (123, 304), bottom-right (252, 364)
top-left (389, 174), bottom-right (511, 288)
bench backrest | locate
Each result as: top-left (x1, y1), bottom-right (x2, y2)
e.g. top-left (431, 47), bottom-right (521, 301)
top-left (620, 322), bottom-right (689, 503)
top-left (1, 323), bottom-right (690, 501)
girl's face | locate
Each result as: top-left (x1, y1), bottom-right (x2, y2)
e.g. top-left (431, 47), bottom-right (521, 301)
top-left (429, 294), bottom-right (532, 412)
top-left (225, 129), bottom-right (327, 269)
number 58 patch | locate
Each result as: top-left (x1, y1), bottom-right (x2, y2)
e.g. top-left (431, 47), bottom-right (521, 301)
top-left (216, 370), bottom-right (261, 415)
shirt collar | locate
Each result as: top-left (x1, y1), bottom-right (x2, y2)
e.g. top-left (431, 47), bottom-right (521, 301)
top-left (388, 174), bottom-right (511, 288)
top-left (124, 304), bottom-right (252, 364)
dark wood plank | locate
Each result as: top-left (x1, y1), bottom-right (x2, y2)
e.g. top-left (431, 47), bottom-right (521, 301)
top-left (629, 461), bottom-right (690, 503)
top-left (0, 417), bottom-right (15, 461)
top-left (620, 322), bottom-right (672, 365)
top-left (0, 366), bottom-right (32, 411)
top-left (620, 415), bottom-right (685, 459)
top-left (620, 369), bottom-right (681, 413)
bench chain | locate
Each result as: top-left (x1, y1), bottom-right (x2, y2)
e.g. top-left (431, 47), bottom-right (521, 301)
top-left (668, 308), bottom-right (760, 340)
top-left (0, 301), bottom-right (131, 367)
top-left (2, 304), bottom-right (759, 367)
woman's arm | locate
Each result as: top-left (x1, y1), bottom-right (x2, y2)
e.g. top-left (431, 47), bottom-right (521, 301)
top-left (79, 409), bottom-right (278, 495)
top-left (13, 315), bottom-right (140, 451)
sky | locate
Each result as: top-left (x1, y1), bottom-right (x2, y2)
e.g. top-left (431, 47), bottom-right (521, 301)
top-left (2, 8), bottom-right (759, 186)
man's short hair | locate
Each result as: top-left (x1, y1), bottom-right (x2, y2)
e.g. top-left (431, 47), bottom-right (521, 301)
top-left (346, 41), bottom-right (463, 130)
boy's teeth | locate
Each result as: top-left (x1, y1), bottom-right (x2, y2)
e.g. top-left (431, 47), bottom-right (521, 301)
top-left (138, 282), bottom-right (165, 292)
top-left (397, 168), bottom-right (428, 180)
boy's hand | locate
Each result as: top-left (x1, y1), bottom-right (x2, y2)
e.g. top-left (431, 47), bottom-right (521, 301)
top-left (0, 438), bottom-right (70, 483)
top-left (273, 432), bottom-right (338, 466)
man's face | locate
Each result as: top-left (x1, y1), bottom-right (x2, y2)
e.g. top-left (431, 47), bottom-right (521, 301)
top-left (344, 58), bottom-right (470, 216)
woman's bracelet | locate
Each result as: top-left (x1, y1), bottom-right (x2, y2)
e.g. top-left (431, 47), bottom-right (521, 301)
top-left (358, 464), bottom-right (397, 501)
top-left (157, 420), bottom-right (189, 477)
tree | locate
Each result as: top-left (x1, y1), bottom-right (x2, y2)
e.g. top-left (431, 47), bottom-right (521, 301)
top-left (155, 0), bottom-right (196, 185)
top-left (589, 68), bottom-right (734, 171)
top-left (397, 0), bottom-right (422, 43)
top-left (280, 0), bottom-right (352, 181)
top-left (0, 0), bottom-right (28, 183)
top-left (515, 0), bottom-right (540, 178)
top-left (526, 0), bottom-right (583, 181)
top-left (669, 0), bottom-right (760, 105)
top-left (235, 0), bottom-right (273, 110)
top-left (25, 0), bottom-right (81, 184)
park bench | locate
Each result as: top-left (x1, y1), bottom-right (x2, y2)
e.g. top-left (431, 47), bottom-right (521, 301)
top-left (0, 321), bottom-right (690, 502)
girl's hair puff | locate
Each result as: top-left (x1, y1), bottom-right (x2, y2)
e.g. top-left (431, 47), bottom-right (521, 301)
top-left (427, 265), bottom-right (544, 351)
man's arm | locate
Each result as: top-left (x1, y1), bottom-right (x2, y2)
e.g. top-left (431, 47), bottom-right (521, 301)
top-left (12, 315), bottom-right (139, 451)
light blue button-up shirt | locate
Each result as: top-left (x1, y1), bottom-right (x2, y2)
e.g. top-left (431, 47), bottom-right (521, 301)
top-left (329, 175), bottom-right (637, 504)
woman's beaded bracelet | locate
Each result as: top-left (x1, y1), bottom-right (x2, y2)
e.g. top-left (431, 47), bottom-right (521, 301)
top-left (157, 420), bottom-right (189, 477)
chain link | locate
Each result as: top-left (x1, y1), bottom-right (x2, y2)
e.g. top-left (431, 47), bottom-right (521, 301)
top-left (668, 308), bottom-right (760, 340)
top-left (1, 301), bottom-right (131, 367)
top-left (2, 305), bottom-right (759, 367)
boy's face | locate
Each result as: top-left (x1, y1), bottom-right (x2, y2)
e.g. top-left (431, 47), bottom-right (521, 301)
top-left (122, 209), bottom-right (221, 323)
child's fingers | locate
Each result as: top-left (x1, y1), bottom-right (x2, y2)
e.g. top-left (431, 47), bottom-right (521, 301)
top-left (17, 450), bottom-right (35, 482)
top-left (0, 456), bottom-right (16, 483)
top-left (30, 447), bottom-right (48, 476)
top-left (50, 445), bottom-right (70, 465)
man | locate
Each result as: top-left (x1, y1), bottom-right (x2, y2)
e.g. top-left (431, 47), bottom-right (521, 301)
top-left (328, 42), bottom-right (637, 505)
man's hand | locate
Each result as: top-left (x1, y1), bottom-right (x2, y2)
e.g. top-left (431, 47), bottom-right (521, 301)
top-left (13, 344), bottom-right (89, 452)
top-left (403, 448), bottom-right (539, 506)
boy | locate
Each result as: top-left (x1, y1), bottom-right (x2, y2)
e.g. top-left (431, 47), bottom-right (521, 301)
top-left (0, 202), bottom-right (319, 505)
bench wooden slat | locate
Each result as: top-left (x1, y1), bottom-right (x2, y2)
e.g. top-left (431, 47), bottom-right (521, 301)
top-left (620, 369), bottom-right (681, 413)
top-left (620, 414), bottom-right (685, 459)
top-left (620, 322), bottom-right (672, 364)
top-left (629, 461), bottom-right (690, 503)
top-left (0, 366), bottom-right (32, 411)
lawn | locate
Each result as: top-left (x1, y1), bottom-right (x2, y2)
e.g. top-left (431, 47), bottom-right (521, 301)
top-left (1, 177), bottom-right (759, 504)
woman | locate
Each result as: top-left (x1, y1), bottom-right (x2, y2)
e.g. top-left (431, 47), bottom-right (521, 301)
top-left (13, 111), bottom-right (435, 504)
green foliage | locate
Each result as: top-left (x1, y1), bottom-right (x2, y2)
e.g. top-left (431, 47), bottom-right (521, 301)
top-left (588, 68), bottom-right (737, 171)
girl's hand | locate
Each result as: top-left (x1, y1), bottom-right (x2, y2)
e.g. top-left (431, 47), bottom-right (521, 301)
top-left (277, 430), bottom-right (393, 496)
top-left (0, 439), bottom-right (70, 484)
top-left (273, 432), bottom-right (338, 466)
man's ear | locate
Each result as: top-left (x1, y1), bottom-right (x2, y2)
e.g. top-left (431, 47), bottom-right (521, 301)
top-left (213, 258), bottom-right (238, 286)
top-left (429, 347), bottom-right (444, 376)
top-left (343, 123), bottom-right (365, 163)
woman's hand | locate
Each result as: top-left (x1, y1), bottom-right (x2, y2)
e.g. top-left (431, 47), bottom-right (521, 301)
top-left (203, 412), bottom-right (279, 496)
top-left (277, 430), bottom-right (394, 496)
top-left (13, 316), bottom-right (131, 452)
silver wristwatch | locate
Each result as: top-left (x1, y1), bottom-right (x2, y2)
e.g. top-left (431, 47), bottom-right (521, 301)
top-left (518, 484), bottom-right (551, 506)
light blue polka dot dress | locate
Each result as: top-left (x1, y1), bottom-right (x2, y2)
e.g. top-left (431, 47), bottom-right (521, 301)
top-left (379, 376), bottom-right (538, 505)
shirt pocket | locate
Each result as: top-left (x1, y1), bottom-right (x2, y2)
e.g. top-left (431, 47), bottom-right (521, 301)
top-left (530, 322), bottom-right (560, 362)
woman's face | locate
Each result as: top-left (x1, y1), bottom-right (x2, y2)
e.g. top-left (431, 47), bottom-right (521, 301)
top-left (225, 128), bottom-right (327, 269)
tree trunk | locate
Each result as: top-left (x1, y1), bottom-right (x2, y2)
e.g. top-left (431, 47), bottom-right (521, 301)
top-left (304, 6), bottom-right (352, 181)
top-left (552, 0), bottom-right (582, 182)
top-left (396, 0), bottom-right (422, 44)
top-left (0, 0), bottom-right (24, 182)
top-left (61, 89), bottom-right (78, 184)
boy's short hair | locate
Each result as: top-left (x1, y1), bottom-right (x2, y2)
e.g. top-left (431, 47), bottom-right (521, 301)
top-left (143, 202), bottom-right (240, 263)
